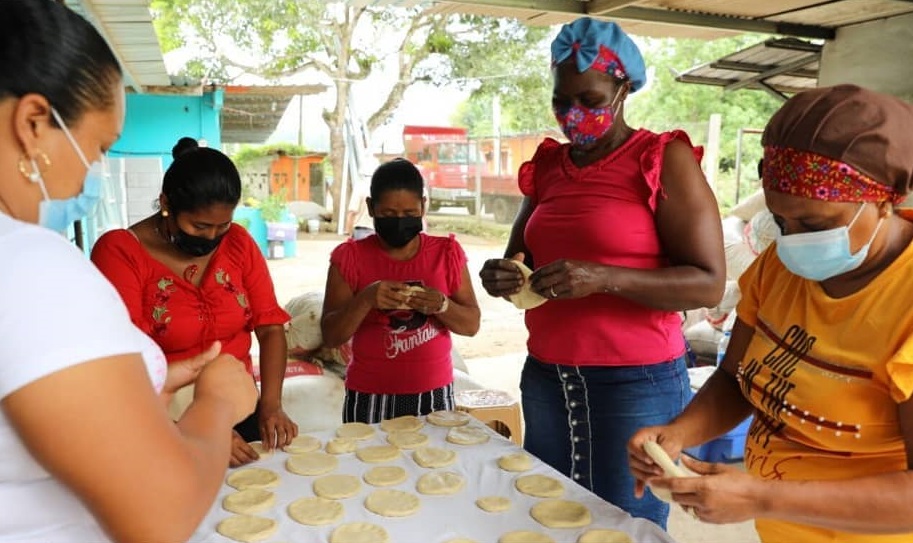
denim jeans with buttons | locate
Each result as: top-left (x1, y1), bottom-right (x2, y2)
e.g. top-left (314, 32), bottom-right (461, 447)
top-left (520, 355), bottom-right (691, 529)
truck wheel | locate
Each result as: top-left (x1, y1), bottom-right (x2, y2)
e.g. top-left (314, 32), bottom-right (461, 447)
top-left (492, 198), bottom-right (510, 224)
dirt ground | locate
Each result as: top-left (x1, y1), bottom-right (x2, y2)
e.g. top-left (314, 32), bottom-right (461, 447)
top-left (268, 226), bottom-right (760, 543)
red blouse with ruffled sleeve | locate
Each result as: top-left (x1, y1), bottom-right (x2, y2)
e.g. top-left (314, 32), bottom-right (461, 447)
top-left (520, 129), bottom-right (703, 366)
top-left (91, 224), bottom-right (289, 374)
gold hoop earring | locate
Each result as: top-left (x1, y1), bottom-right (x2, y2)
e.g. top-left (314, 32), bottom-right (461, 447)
top-left (161, 209), bottom-right (169, 218)
top-left (18, 150), bottom-right (50, 183)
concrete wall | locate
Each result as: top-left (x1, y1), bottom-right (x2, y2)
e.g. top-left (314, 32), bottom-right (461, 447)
top-left (818, 13), bottom-right (913, 101)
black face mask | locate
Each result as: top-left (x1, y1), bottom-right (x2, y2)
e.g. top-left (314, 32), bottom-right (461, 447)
top-left (171, 229), bottom-right (225, 257)
top-left (373, 216), bottom-right (422, 248)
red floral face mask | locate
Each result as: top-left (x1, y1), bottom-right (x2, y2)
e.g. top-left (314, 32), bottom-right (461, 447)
top-left (553, 87), bottom-right (623, 148)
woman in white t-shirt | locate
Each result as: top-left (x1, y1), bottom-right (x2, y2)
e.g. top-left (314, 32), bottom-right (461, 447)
top-left (0, 2), bottom-right (258, 542)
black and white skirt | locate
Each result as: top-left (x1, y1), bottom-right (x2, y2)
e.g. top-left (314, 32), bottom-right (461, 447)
top-left (343, 383), bottom-right (455, 424)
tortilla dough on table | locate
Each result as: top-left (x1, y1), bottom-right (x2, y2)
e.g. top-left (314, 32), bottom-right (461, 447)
top-left (364, 489), bottom-right (421, 517)
top-left (287, 496), bottom-right (344, 526)
top-left (426, 410), bottom-right (471, 427)
top-left (286, 451), bottom-right (338, 476)
top-left (326, 437), bottom-right (358, 454)
top-left (530, 499), bottom-right (592, 528)
top-left (247, 442), bottom-right (274, 460)
top-left (446, 425), bottom-right (490, 445)
top-left (329, 522), bottom-right (390, 543)
top-left (221, 489), bottom-right (276, 515)
top-left (508, 261), bottom-right (548, 310)
top-left (476, 496), bottom-right (511, 513)
top-left (577, 529), bottom-right (635, 543)
top-left (363, 465), bottom-right (408, 487)
top-left (313, 474), bottom-right (362, 499)
top-left (412, 446), bottom-right (457, 468)
top-left (226, 468), bottom-right (280, 490)
top-left (336, 422), bottom-right (376, 440)
top-left (355, 444), bottom-right (401, 463)
top-left (283, 435), bottom-right (321, 454)
top-left (386, 431), bottom-right (430, 449)
top-left (499, 531), bottom-right (555, 543)
top-left (380, 415), bottom-right (424, 433)
top-left (215, 515), bottom-right (277, 543)
top-left (515, 474), bottom-right (565, 498)
top-left (497, 452), bottom-right (533, 472)
top-left (416, 471), bottom-right (465, 495)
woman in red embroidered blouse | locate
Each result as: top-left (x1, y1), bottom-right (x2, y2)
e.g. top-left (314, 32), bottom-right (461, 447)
top-left (479, 18), bottom-right (725, 528)
top-left (321, 159), bottom-right (481, 424)
top-left (91, 138), bottom-right (296, 467)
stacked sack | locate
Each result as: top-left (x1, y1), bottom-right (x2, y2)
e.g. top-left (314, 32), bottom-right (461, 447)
top-left (684, 189), bottom-right (779, 362)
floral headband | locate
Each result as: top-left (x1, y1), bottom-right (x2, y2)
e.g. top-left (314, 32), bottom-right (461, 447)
top-left (762, 146), bottom-right (903, 204)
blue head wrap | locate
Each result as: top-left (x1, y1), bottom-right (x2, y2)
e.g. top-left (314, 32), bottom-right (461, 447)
top-left (551, 18), bottom-right (647, 93)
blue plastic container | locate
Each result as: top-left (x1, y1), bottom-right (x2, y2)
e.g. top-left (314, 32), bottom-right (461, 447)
top-left (233, 206), bottom-right (298, 259)
top-left (684, 415), bottom-right (752, 462)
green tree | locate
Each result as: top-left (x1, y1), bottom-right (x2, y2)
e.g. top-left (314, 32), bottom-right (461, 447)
top-left (150, 0), bottom-right (544, 212)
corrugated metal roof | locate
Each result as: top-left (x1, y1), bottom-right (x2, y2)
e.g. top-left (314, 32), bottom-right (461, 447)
top-left (415, 0), bottom-right (913, 40)
top-left (64, 0), bottom-right (170, 92)
top-left (221, 85), bottom-right (328, 144)
top-left (676, 38), bottom-right (821, 99)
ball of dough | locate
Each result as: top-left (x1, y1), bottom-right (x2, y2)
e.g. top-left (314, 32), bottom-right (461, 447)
top-left (515, 474), bottom-right (564, 498)
top-left (476, 496), bottom-right (511, 513)
top-left (329, 522), bottom-right (390, 543)
top-left (363, 465), bottom-right (408, 487)
top-left (530, 499), bottom-right (592, 528)
top-left (380, 415), bottom-right (424, 433)
top-left (215, 515), bottom-right (277, 543)
top-left (286, 452), bottom-right (338, 476)
top-left (313, 474), bottom-right (362, 499)
top-left (287, 496), bottom-right (344, 526)
top-left (222, 489), bottom-right (275, 515)
top-left (226, 468), bottom-right (280, 490)
top-left (283, 435), bottom-right (321, 454)
top-left (336, 422), bottom-right (376, 440)
top-left (412, 446), bottom-right (457, 468)
top-left (364, 489), bottom-right (420, 517)
top-left (426, 410), bottom-right (471, 427)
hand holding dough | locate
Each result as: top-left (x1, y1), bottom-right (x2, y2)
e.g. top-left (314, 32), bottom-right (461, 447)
top-left (508, 261), bottom-right (547, 310)
top-left (642, 440), bottom-right (698, 511)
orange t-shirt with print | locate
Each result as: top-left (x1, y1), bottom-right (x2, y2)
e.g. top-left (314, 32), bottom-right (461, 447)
top-left (736, 240), bottom-right (913, 543)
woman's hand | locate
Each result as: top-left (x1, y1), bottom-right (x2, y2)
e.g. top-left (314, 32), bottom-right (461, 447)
top-left (229, 430), bottom-right (259, 467)
top-left (360, 280), bottom-right (410, 311)
top-left (627, 424), bottom-right (685, 498)
top-left (193, 354), bottom-right (258, 425)
top-left (258, 405), bottom-right (298, 449)
top-left (479, 253), bottom-right (526, 298)
top-left (161, 342), bottom-right (222, 404)
top-left (407, 286), bottom-right (447, 315)
top-left (530, 259), bottom-right (609, 300)
top-left (652, 456), bottom-right (766, 524)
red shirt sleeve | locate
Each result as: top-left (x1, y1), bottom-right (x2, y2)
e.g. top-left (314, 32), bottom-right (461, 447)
top-left (235, 226), bottom-right (290, 330)
top-left (90, 230), bottom-right (150, 334)
top-left (518, 138), bottom-right (563, 206)
top-left (330, 239), bottom-right (359, 291)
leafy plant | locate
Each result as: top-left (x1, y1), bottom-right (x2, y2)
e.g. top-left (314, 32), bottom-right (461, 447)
top-left (232, 143), bottom-right (309, 171)
top-left (259, 189), bottom-right (288, 223)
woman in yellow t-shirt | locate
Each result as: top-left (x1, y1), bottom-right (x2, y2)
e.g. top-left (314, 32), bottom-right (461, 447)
top-left (628, 84), bottom-right (913, 543)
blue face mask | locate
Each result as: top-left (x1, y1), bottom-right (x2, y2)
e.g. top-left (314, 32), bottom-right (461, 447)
top-left (31, 108), bottom-right (107, 232)
top-left (776, 203), bottom-right (883, 281)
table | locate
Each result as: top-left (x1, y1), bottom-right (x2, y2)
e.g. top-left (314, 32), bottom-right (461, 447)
top-left (190, 417), bottom-right (679, 543)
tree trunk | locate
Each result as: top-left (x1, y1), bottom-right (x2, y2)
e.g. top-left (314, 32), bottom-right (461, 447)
top-left (328, 121), bottom-right (345, 218)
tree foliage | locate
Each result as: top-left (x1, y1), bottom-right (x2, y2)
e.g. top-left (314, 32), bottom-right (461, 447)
top-left (150, 1), bottom-right (545, 212)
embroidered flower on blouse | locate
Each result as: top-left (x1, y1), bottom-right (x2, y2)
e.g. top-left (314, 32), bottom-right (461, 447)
top-left (215, 269), bottom-right (252, 318)
top-left (152, 277), bottom-right (175, 335)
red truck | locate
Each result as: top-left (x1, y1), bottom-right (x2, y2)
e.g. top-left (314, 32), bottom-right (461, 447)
top-left (402, 125), bottom-right (479, 215)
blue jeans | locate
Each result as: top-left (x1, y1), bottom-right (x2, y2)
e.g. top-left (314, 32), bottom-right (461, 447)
top-left (520, 355), bottom-right (690, 529)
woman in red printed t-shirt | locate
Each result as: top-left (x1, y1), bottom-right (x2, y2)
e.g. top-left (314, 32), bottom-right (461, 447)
top-left (91, 137), bottom-right (297, 467)
top-left (321, 159), bottom-right (481, 423)
top-left (480, 18), bottom-right (725, 529)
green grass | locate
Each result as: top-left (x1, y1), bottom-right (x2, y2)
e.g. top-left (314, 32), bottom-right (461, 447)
top-left (426, 214), bottom-right (512, 243)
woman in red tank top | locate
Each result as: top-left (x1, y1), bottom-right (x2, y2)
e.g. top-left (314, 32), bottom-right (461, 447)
top-left (321, 159), bottom-right (481, 423)
top-left (480, 17), bottom-right (725, 529)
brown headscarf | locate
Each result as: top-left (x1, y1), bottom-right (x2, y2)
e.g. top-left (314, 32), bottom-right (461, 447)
top-left (762, 84), bottom-right (913, 202)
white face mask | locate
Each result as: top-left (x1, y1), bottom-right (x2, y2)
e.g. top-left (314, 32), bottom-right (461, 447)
top-left (776, 203), bottom-right (883, 281)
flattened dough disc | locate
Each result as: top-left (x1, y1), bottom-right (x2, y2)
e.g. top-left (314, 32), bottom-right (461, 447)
top-left (286, 451), bottom-right (338, 476)
top-left (215, 515), bottom-right (277, 543)
top-left (508, 261), bottom-right (547, 310)
top-left (364, 465), bottom-right (408, 487)
top-left (364, 489), bottom-right (420, 517)
top-left (416, 471), bottom-right (465, 495)
top-left (288, 496), bottom-right (344, 526)
top-left (530, 499), bottom-right (592, 528)
top-left (380, 415), bottom-right (424, 433)
top-left (313, 474), bottom-right (362, 499)
top-left (413, 446), bottom-right (457, 468)
top-left (426, 410), bottom-right (471, 427)
top-left (329, 522), bottom-right (390, 543)
top-left (577, 529), bottom-right (635, 543)
top-left (515, 474), bottom-right (564, 498)
top-left (336, 422), bottom-right (375, 440)
top-left (226, 468), bottom-right (280, 490)
top-left (222, 489), bottom-right (275, 515)
top-left (283, 435), bottom-right (321, 454)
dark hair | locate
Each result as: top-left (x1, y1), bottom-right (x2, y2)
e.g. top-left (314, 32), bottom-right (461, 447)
top-left (162, 138), bottom-right (242, 215)
top-left (370, 158), bottom-right (425, 202)
top-left (0, 0), bottom-right (122, 126)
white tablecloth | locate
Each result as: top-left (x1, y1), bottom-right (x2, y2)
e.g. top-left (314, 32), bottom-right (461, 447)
top-left (190, 418), bottom-right (678, 543)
